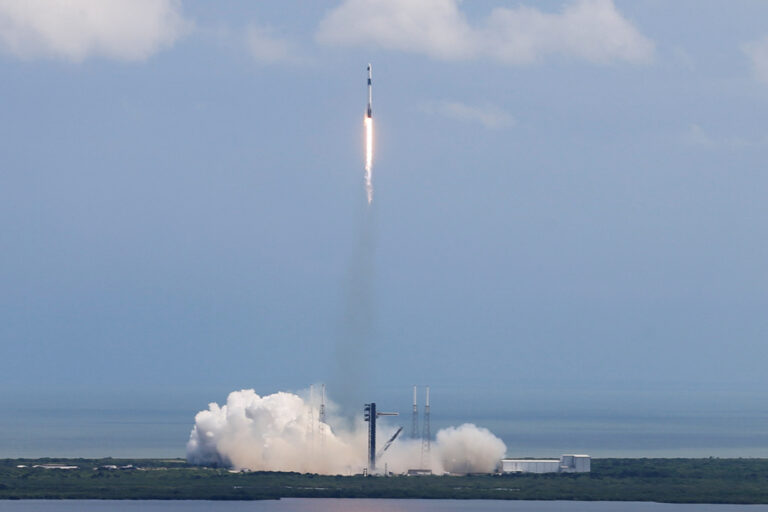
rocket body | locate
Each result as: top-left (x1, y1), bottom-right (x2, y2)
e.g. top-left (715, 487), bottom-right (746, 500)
top-left (366, 63), bottom-right (372, 118)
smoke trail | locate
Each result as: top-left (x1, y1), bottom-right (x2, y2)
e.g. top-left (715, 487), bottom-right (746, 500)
top-left (329, 116), bottom-right (377, 409)
top-left (364, 116), bottom-right (373, 204)
top-left (330, 202), bottom-right (376, 410)
top-left (187, 388), bottom-right (507, 475)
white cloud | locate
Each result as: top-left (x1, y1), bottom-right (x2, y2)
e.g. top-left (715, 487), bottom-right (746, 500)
top-left (317, 0), bottom-right (474, 60)
top-left (671, 46), bottom-right (695, 72)
top-left (743, 36), bottom-right (768, 84)
top-left (317, 0), bottom-right (653, 65)
top-left (484, 0), bottom-right (654, 65)
top-left (680, 124), bottom-right (713, 147)
top-left (0, 0), bottom-right (189, 62)
top-left (680, 123), bottom-right (768, 150)
top-left (422, 100), bottom-right (514, 129)
top-left (245, 25), bottom-right (297, 64)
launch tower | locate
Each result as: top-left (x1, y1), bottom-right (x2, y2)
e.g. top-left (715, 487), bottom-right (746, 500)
top-left (363, 402), bottom-right (398, 473)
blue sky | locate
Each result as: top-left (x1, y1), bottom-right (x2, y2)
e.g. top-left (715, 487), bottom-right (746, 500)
top-left (2, 0), bottom-right (768, 453)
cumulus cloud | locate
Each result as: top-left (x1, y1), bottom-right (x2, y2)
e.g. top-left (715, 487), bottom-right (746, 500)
top-left (317, 0), bottom-right (473, 60)
top-left (245, 25), bottom-right (298, 64)
top-left (317, 0), bottom-right (653, 65)
top-left (743, 36), bottom-right (768, 84)
top-left (0, 0), bottom-right (189, 62)
top-left (680, 123), bottom-right (768, 150)
top-left (483, 0), bottom-right (654, 65)
top-left (422, 101), bottom-right (514, 129)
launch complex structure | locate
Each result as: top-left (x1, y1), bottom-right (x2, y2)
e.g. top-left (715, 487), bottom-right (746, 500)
top-left (358, 66), bottom-right (431, 474)
top-left (363, 386), bottom-right (432, 475)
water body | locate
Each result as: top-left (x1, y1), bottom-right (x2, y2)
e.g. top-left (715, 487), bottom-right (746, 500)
top-left (0, 407), bottom-right (189, 458)
top-left (2, 500), bottom-right (768, 512)
top-left (3, 406), bottom-right (768, 459)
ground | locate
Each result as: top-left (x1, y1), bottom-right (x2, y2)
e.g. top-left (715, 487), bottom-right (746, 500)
top-left (1, 458), bottom-right (768, 502)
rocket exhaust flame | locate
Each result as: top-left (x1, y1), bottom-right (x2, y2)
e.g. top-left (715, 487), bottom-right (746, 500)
top-left (364, 116), bottom-right (373, 204)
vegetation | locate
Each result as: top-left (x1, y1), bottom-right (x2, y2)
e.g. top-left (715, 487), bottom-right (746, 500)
top-left (2, 458), bottom-right (768, 503)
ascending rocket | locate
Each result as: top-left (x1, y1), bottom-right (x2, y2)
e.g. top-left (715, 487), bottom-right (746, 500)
top-left (364, 63), bottom-right (374, 204)
top-left (366, 63), bottom-right (373, 118)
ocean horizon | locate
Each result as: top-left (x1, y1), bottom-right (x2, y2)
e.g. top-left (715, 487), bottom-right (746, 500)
top-left (4, 403), bottom-right (766, 459)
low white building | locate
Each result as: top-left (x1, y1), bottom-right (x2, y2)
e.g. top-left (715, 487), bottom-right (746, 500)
top-left (560, 454), bottom-right (590, 473)
top-left (501, 459), bottom-right (560, 474)
top-left (500, 454), bottom-right (590, 474)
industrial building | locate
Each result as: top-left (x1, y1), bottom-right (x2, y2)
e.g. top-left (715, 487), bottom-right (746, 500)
top-left (500, 455), bottom-right (590, 474)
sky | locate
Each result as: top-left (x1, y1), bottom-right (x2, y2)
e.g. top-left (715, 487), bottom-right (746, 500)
top-left (2, 0), bottom-right (768, 456)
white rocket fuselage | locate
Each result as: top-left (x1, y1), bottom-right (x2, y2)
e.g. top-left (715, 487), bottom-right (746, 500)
top-left (366, 64), bottom-right (372, 118)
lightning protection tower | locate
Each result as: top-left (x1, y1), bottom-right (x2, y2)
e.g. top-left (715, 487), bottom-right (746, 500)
top-left (420, 386), bottom-right (431, 467)
top-left (307, 385), bottom-right (315, 451)
top-left (411, 386), bottom-right (419, 439)
top-left (319, 384), bottom-right (327, 447)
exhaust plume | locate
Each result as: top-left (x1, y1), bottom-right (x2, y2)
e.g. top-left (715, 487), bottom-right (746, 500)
top-left (187, 388), bottom-right (506, 475)
top-left (364, 116), bottom-right (373, 203)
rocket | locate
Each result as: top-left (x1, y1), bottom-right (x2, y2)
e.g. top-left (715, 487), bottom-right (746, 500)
top-left (363, 63), bottom-right (374, 203)
top-left (366, 63), bottom-right (373, 118)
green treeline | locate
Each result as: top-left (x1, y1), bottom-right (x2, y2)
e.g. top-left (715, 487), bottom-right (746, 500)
top-left (1, 458), bottom-right (768, 503)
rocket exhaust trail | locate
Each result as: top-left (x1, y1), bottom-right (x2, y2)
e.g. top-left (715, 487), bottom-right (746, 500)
top-left (364, 63), bottom-right (373, 204)
top-left (364, 117), bottom-right (373, 203)
top-left (331, 64), bottom-right (376, 408)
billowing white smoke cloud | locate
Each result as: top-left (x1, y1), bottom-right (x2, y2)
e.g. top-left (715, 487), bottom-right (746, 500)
top-left (435, 424), bottom-right (507, 474)
top-left (187, 389), bottom-right (365, 474)
top-left (187, 389), bottom-right (507, 475)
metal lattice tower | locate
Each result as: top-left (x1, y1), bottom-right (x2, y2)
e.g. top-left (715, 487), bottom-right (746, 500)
top-left (420, 386), bottom-right (431, 467)
top-left (411, 385), bottom-right (418, 439)
top-left (307, 385), bottom-right (315, 450)
top-left (319, 384), bottom-right (327, 448)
